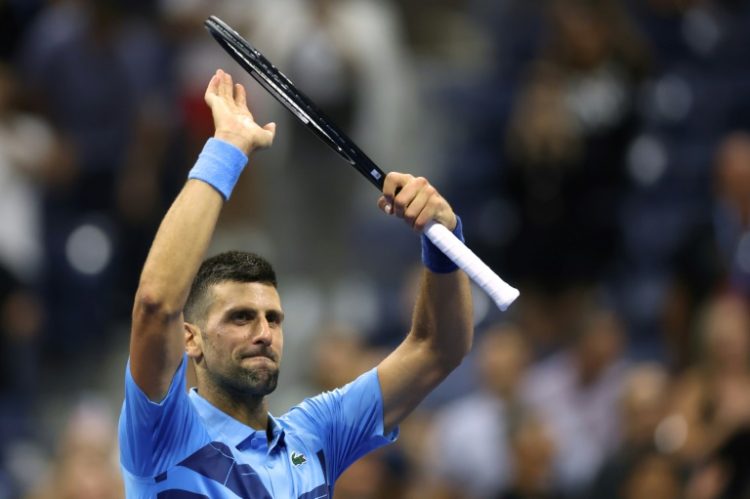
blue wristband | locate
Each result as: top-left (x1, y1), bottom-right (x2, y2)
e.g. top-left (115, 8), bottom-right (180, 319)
top-left (188, 138), bottom-right (248, 200)
top-left (421, 215), bottom-right (464, 273)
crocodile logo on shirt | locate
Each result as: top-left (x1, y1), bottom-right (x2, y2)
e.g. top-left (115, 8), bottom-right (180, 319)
top-left (291, 451), bottom-right (307, 467)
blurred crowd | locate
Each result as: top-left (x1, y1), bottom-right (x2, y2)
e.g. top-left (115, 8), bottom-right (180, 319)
top-left (2, 0), bottom-right (750, 497)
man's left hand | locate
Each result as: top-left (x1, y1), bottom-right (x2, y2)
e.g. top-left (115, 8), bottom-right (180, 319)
top-left (378, 172), bottom-right (457, 231)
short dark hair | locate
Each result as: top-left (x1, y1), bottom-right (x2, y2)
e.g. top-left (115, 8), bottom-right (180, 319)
top-left (184, 251), bottom-right (277, 324)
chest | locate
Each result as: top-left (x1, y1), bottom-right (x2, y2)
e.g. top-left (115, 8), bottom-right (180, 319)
top-left (237, 438), bottom-right (329, 498)
top-left (149, 439), bottom-right (329, 499)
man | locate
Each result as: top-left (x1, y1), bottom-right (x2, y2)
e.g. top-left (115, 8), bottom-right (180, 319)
top-left (426, 323), bottom-right (531, 498)
top-left (118, 69), bottom-right (473, 498)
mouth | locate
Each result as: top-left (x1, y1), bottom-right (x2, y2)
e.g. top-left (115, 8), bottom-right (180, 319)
top-left (240, 354), bottom-right (275, 365)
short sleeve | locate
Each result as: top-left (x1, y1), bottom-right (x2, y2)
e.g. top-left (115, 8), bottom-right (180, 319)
top-left (285, 367), bottom-right (399, 482)
top-left (118, 354), bottom-right (209, 478)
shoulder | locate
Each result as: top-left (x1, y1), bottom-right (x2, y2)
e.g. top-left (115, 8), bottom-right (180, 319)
top-left (119, 355), bottom-right (211, 478)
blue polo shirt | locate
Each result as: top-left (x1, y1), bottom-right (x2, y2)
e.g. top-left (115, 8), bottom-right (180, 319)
top-left (118, 355), bottom-right (398, 498)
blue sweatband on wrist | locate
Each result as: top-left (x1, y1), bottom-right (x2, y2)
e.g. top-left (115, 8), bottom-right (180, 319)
top-left (421, 215), bottom-right (464, 273)
top-left (187, 138), bottom-right (248, 200)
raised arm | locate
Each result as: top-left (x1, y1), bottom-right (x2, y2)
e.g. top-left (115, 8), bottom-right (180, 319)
top-left (375, 173), bottom-right (474, 433)
top-left (129, 70), bottom-right (275, 401)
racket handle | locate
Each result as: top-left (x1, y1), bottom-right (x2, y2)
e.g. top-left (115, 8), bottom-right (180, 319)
top-left (423, 221), bottom-right (519, 311)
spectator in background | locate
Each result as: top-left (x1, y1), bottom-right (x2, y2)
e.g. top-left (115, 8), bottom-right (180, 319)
top-left (523, 306), bottom-right (629, 494)
top-left (684, 426), bottom-right (750, 499)
top-left (498, 414), bottom-right (562, 499)
top-left (502, 0), bottom-right (649, 292)
top-left (620, 453), bottom-right (682, 499)
top-left (334, 447), bottom-right (406, 499)
top-left (425, 323), bottom-right (532, 498)
top-left (668, 294), bottom-right (750, 466)
top-left (396, 409), bottom-right (437, 499)
top-left (662, 130), bottom-right (750, 371)
top-left (666, 129), bottom-right (750, 371)
top-left (0, 0), bottom-right (41, 60)
top-left (0, 61), bottom-right (61, 498)
top-left (19, 0), bottom-right (136, 208)
top-left (310, 324), bottom-right (373, 393)
top-left (588, 363), bottom-right (674, 498)
top-left (0, 62), bottom-right (70, 284)
top-left (27, 398), bottom-right (122, 499)
top-left (713, 132), bottom-right (750, 296)
top-left (0, 266), bottom-right (43, 498)
top-left (18, 0), bottom-right (174, 351)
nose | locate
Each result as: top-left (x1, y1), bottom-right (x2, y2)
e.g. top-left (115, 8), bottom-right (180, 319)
top-left (252, 317), bottom-right (272, 346)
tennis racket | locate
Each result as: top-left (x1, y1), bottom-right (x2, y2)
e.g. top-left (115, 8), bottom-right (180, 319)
top-left (205, 15), bottom-right (519, 310)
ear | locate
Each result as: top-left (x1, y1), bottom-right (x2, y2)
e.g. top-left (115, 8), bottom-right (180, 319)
top-left (185, 322), bottom-right (203, 361)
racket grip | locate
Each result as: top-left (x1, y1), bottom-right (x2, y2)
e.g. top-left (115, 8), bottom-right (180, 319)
top-left (423, 221), bottom-right (519, 311)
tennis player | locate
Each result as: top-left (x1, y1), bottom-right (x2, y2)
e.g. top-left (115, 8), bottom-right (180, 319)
top-left (118, 69), bottom-right (473, 498)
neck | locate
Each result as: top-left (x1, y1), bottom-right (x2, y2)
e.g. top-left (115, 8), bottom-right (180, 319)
top-left (198, 380), bottom-right (270, 431)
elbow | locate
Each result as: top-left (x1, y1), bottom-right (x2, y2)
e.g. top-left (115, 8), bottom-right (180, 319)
top-left (450, 342), bottom-right (473, 370)
top-left (448, 321), bottom-right (475, 367)
top-left (462, 336), bottom-right (474, 362)
top-left (132, 286), bottom-right (183, 324)
top-left (434, 352), bottom-right (466, 378)
top-left (435, 335), bottom-right (473, 374)
top-left (412, 315), bottom-right (474, 374)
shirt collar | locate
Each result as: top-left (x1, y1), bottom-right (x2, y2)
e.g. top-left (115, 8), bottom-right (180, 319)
top-left (188, 388), bottom-right (285, 452)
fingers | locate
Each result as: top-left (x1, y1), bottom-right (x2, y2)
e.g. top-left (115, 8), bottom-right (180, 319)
top-left (253, 122), bottom-right (277, 149)
top-left (205, 69), bottom-right (233, 107)
top-left (263, 122), bottom-right (277, 134)
top-left (380, 173), bottom-right (454, 231)
top-left (377, 195), bottom-right (390, 214)
top-left (234, 83), bottom-right (247, 110)
top-left (205, 69), bottom-right (277, 154)
top-left (414, 195), bottom-right (445, 230)
top-left (206, 69), bottom-right (244, 105)
top-left (204, 71), bottom-right (221, 104)
top-left (382, 172), bottom-right (413, 201)
top-left (392, 176), bottom-right (426, 218)
top-left (218, 69), bottom-right (233, 99)
top-left (403, 188), bottom-right (432, 230)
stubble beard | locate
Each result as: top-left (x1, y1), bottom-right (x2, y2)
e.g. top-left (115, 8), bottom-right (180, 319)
top-left (235, 364), bottom-right (279, 396)
top-left (206, 358), bottom-right (280, 398)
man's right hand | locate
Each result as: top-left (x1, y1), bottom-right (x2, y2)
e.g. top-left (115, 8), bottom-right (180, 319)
top-left (205, 69), bottom-right (276, 156)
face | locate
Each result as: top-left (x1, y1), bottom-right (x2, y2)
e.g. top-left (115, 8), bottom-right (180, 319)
top-left (189, 281), bottom-right (284, 397)
top-left (624, 455), bottom-right (680, 499)
top-left (621, 365), bottom-right (668, 444)
top-left (716, 134), bottom-right (750, 221)
top-left (704, 296), bottom-right (750, 370)
top-left (478, 326), bottom-right (530, 398)
top-left (576, 311), bottom-right (624, 383)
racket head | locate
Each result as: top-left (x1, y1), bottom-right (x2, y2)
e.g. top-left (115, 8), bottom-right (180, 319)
top-left (205, 15), bottom-right (386, 189)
